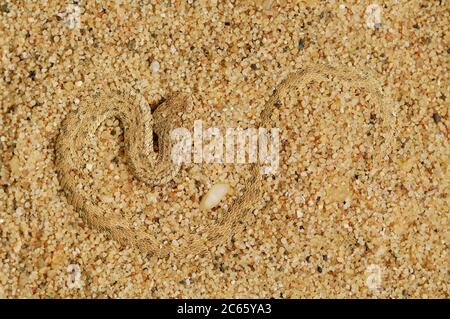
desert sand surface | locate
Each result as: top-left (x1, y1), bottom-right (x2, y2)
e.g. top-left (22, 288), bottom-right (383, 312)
top-left (0, 0), bottom-right (448, 298)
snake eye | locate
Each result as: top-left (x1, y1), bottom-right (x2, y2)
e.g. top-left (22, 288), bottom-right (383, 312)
top-left (152, 132), bottom-right (159, 153)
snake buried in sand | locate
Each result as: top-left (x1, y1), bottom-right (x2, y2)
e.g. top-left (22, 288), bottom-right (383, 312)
top-left (55, 63), bottom-right (394, 258)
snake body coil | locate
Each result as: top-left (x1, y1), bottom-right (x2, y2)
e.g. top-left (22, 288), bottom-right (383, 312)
top-left (56, 64), bottom-right (390, 258)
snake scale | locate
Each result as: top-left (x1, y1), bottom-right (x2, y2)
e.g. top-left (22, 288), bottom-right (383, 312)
top-left (56, 63), bottom-right (392, 258)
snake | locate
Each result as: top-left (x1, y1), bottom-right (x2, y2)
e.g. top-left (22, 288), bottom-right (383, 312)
top-left (55, 63), bottom-right (393, 258)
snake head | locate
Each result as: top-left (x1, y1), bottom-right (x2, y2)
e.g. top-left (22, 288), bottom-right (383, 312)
top-left (152, 93), bottom-right (193, 127)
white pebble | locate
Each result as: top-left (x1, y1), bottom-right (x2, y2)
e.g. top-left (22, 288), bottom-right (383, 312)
top-left (75, 80), bottom-right (83, 87)
top-left (150, 60), bottom-right (160, 73)
top-left (199, 183), bottom-right (230, 210)
top-left (85, 163), bottom-right (93, 171)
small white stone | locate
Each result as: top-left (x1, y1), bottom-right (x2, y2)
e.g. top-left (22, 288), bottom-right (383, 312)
top-left (150, 60), bottom-right (160, 73)
top-left (85, 163), bottom-right (93, 171)
top-left (75, 80), bottom-right (83, 87)
top-left (199, 183), bottom-right (230, 210)
top-left (0, 136), bottom-right (6, 142)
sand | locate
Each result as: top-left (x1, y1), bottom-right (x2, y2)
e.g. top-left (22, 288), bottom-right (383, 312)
top-left (0, 0), bottom-right (448, 298)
